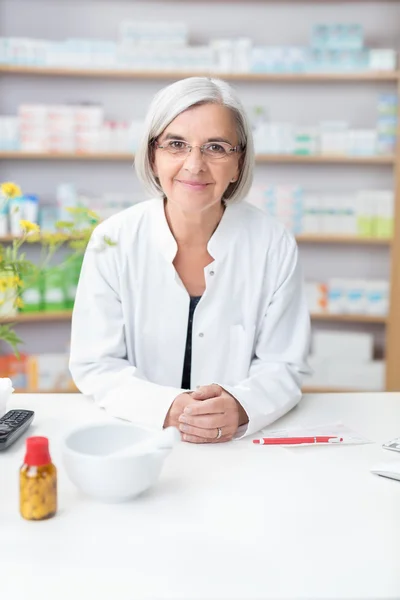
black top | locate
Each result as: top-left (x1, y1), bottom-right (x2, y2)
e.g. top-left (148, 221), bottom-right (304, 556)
top-left (181, 296), bottom-right (202, 389)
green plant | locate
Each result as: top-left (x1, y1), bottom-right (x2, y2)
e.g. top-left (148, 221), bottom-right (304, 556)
top-left (0, 182), bottom-right (104, 355)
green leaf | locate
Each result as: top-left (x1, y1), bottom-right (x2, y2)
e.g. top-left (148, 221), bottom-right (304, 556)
top-left (55, 220), bottom-right (74, 229)
top-left (0, 324), bottom-right (23, 357)
top-left (104, 236), bottom-right (117, 247)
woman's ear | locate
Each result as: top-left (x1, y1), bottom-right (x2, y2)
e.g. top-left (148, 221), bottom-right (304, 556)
top-left (231, 154), bottom-right (243, 183)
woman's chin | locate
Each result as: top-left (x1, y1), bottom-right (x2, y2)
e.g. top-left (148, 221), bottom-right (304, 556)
top-left (168, 194), bottom-right (219, 213)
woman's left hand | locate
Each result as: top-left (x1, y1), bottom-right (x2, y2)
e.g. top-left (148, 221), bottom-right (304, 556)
top-left (178, 384), bottom-right (248, 443)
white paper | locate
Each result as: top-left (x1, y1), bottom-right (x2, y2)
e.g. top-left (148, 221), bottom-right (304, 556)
top-left (382, 437), bottom-right (400, 453)
top-left (260, 421), bottom-right (372, 446)
top-left (0, 377), bottom-right (14, 417)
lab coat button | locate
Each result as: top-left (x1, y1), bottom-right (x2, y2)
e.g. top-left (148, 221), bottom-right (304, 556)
top-left (198, 332), bottom-right (204, 338)
top-left (209, 270), bottom-right (215, 276)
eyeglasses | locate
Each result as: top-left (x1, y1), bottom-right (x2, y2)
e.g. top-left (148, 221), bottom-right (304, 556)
top-left (154, 139), bottom-right (242, 161)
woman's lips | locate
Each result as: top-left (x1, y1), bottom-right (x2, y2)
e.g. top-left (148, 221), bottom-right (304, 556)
top-left (177, 180), bottom-right (210, 191)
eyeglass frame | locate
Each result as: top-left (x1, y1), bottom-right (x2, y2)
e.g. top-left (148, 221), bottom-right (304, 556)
top-left (152, 138), bottom-right (243, 160)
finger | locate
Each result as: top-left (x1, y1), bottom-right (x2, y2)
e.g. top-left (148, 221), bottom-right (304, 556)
top-left (179, 423), bottom-right (220, 439)
top-left (178, 413), bottom-right (226, 429)
top-left (190, 384), bottom-right (222, 401)
top-left (183, 433), bottom-right (233, 444)
top-left (184, 397), bottom-right (223, 416)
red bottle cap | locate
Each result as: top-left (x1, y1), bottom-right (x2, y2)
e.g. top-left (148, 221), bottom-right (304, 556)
top-left (24, 436), bottom-right (52, 466)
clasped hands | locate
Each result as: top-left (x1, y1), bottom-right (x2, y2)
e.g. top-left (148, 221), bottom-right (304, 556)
top-left (164, 384), bottom-right (248, 444)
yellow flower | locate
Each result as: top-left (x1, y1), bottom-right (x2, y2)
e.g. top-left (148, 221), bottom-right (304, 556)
top-left (15, 297), bottom-right (24, 309)
top-left (11, 275), bottom-right (22, 288)
top-left (1, 182), bottom-right (22, 199)
top-left (20, 220), bottom-right (40, 234)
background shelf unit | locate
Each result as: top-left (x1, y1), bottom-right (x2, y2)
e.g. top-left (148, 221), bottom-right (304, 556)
top-left (1, 0), bottom-right (399, 394)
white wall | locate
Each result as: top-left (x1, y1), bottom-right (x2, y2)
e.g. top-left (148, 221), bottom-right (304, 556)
top-left (1, 0), bottom-right (398, 355)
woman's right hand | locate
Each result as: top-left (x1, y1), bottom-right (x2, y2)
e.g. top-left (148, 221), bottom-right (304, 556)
top-left (163, 392), bottom-right (196, 430)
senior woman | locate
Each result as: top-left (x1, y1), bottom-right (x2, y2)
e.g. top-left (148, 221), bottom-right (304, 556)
top-left (69, 76), bottom-right (310, 443)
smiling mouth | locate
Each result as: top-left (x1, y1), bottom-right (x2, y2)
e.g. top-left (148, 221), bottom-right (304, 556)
top-left (177, 180), bottom-right (211, 188)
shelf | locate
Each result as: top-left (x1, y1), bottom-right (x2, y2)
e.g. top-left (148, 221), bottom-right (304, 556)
top-left (15, 388), bottom-right (78, 394)
top-left (295, 234), bottom-right (392, 245)
top-left (0, 65), bottom-right (399, 82)
top-left (0, 234), bottom-right (391, 246)
top-left (256, 154), bottom-right (395, 165)
top-left (0, 151), bottom-right (133, 161)
top-left (302, 386), bottom-right (366, 394)
top-left (0, 310), bottom-right (72, 324)
top-left (0, 233), bottom-right (84, 243)
top-left (0, 310), bottom-right (386, 325)
top-left (311, 312), bottom-right (387, 324)
top-left (0, 151), bottom-right (395, 165)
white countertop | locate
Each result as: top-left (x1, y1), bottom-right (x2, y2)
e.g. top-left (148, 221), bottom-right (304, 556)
top-left (2, 392), bottom-right (400, 600)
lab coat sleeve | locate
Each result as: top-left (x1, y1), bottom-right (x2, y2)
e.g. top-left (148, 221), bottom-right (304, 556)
top-left (69, 227), bottom-right (183, 430)
top-left (219, 232), bottom-right (311, 438)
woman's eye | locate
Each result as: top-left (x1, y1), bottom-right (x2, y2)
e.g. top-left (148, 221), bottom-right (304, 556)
top-left (169, 141), bottom-right (186, 149)
top-left (208, 144), bottom-right (225, 153)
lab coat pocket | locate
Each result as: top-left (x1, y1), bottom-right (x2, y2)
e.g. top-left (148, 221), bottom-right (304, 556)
top-left (228, 324), bottom-right (254, 384)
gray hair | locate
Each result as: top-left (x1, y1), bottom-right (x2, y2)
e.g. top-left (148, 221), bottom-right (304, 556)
top-left (135, 77), bottom-right (255, 204)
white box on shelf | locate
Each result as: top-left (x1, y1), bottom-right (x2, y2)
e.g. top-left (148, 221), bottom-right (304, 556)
top-left (347, 130), bottom-right (377, 156)
top-left (302, 355), bottom-right (329, 387)
top-left (233, 38), bottom-right (252, 73)
top-left (369, 49), bottom-right (397, 71)
top-left (0, 116), bottom-right (19, 150)
top-left (313, 330), bottom-right (373, 362)
top-left (210, 39), bottom-right (234, 73)
top-left (327, 278), bottom-right (346, 313)
top-left (305, 282), bottom-right (327, 313)
top-left (325, 360), bottom-right (385, 390)
top-left (344, 279), bottom-right (367, 314)
top-left (319, 121), bottom-right (349, 155)
top-left (302, 194), bottom-right (321, 233)
top-left (27, 353), bottom-right (75, 391)
top-left (365, 280), bottom-right (389, 316)
top-left (74, 105), bottom-right (104, 131)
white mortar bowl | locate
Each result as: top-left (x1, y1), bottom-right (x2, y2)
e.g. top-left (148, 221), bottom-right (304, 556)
top-left (63, 422), bottom-right (173, 503)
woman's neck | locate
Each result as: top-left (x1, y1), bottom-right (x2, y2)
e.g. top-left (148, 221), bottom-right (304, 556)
top-left (164, 199), bottom-right (225, 248)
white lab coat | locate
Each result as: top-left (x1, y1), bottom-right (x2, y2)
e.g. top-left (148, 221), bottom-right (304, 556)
top-left (69, 198), bottom-right (311, 438)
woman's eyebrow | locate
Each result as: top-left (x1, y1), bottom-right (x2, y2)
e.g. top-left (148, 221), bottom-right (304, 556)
top-left (162, 133), bottom-right (234, 144)
top-left (162, 133), bottom-right (186, 141)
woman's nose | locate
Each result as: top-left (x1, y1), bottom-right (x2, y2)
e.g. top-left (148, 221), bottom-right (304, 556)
top-left (182, 146), bottom-right (207, 173)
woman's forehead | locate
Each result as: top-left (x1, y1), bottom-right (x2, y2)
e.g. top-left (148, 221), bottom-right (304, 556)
top-left (163, 103), bottom-right (237, 140)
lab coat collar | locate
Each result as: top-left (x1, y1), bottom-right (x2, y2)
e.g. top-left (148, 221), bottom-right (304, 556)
top-left (150, 197), bottom-right (243, 263)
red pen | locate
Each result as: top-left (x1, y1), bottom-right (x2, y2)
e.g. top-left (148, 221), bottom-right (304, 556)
top-left (253, 436), bottom-right (344, 445)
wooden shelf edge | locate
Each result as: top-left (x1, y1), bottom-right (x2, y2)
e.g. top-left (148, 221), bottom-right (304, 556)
top-left (0, 65), bottom-right (398, 82)
top-left (311, 312), bottom-right (387, 324)
top-left (15, 388), bottom-right (78, 393)
top-left (0, 151), bottom-right (395, 164)
top-left (0, 310), bottom-right (72, 323)
top-left (0, 234), bottom-right (84, 243)
top-left (0, 151), bottom-right (134, 161)
top-left (296, 234), bottom-right (392, 245)
top-left (301, 386), bottom-right (383, 394)
top-left (256, 153), bottom-right (395, 164)
top-left (0, 311), bottom-right (386, 324)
